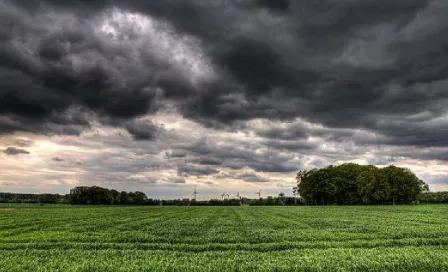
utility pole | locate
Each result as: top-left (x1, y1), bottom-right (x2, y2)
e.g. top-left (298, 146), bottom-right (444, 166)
top-left (192, 188), bottom-right (198, 201)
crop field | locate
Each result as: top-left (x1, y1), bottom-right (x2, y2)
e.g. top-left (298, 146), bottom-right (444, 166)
top-left (1, 205), bottom-right (448, 271)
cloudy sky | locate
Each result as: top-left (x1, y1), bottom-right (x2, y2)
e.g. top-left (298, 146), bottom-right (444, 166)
top-left (1, 0), bottom-right (448, 199)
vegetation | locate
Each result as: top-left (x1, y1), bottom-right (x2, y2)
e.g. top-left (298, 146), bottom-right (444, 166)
top-left (69, 186), bottom-right (149, 205)
top-left (0, 188), bottom-right (154, 205)
top-left (295, 164), bottom-right (429, 205)
top-left (248, 195), bottom-right (299, 206)
top-left (1, 164), bottom-right (441, 207)
top-left (0, 187), bottom-right (301, 206)
top-left (0, 192), bottom-right (67, 204)
top-left (420, 191), bottom-right (448, 203)
top-left (1, 205), bottom-right (448, 271)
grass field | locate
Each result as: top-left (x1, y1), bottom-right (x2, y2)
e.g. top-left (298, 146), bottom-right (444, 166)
top-left (1, 205), bottom-right (448, 271)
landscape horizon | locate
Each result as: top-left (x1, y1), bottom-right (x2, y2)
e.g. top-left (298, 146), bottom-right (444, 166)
top-left (2, 0), bottom-right (448, 270)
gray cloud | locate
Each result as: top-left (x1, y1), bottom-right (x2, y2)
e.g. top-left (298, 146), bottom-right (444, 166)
top-left (255, 0), bottom-right (291, 12)
top-left (2, 0), bottom-right (448, 192)
top-left (217, 170), bottom-right (270, 183)
top-left (235, 172), bottom-right (270, 183)
top-left (177, 165), bottom-right (220, 177)
top-left (165, 150), bottom-right (186, 159)
top-left (1, 0), bottom-right (447, 148)
top-left (52, 157), bottom-right (64, 162)
top-left (2, 147), bottom-right (30, 155)
top-left (167, 176), bottom-right (186, 184)
top-left (0, 137), bottom-right (34, 147)
top-left (11, 139), bottom-right (33, 147)
top-left (179, 137), bottom-right (302, 173)
top-left (125, 119), bottom-right (162, 141)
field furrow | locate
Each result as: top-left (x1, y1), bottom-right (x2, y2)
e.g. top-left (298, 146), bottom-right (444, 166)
top-left (1, 205), bottom-right (448, 271)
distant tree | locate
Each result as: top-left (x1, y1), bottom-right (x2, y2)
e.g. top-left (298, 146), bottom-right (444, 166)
top-left (120, 191), bottom-right (129, 205)
top-left (38, 194), bottom-right (60, 204)
top-left (182, 198), bottom-right (190, 206)
top-left (421, 191), bottom-right (448, 203)
top-left (278, 193), bottom-right (286, 205)
top-left (110, 190), bottom-right (120, 204)
top-left (134, 191), bottom-right (148, 205)
top-left (68, 186), bottom-right (149, 205)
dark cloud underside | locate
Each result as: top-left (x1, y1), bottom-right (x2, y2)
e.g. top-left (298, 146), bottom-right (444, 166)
top-left (1, 0), bottom-right (448, 167)
top-left (3, 147), bottom-right (30, 155)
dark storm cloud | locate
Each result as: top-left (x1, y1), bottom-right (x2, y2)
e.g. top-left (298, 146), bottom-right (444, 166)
top-left (2, 0), bottom-right (448, 153)
top-left (177, 165), bottom-right (220, 177)
top-left (122, 0), bottom-right (447, 149)
top-left (180, 138), bottom-right (301, 173)
top-left (242, 160), bottom-right (299, 173)
top-left (254, 123), bottom-right (309, 140)
top-left (235, 172), bottom-right (269, 183)
top-left (167, 176), bottom-right (186, 184)
top-left (2, 147), bottom-right (30, 155)
top-left (0, 1), bottom-right (173, 135)
top-left (217, 171), bottom-right (270, 183)
top-left (255, 0), bottom-right (290, 12)
top-left (125, 120), bottom-right (162, 141)
top-left (196, 157), bottom-right (222, 166)
top-left (0, 114), bottom-right (89, 136)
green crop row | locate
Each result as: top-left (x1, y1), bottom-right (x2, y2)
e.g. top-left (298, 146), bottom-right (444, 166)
top-left (1, 205), bottom-right (448, 271)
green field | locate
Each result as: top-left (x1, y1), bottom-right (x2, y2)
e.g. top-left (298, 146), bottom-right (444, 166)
top-left (1, 205), bottom-right (448, 271)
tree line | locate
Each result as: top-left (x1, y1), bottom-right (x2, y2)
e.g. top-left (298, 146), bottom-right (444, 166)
top-left (69, 186), bottom-right (150, 205)
top-left (1, 163), bottom-right (443, 206)
top-left (68, 186), bottom-right (301, 206)
top-left (295, 163), bottom-right (429, 205)
top-left (0, 187), bottom-right (154, 205)
top-left (0, 192), bottom-right (67, 204)
top-left (420, 192), bottom-right (448, 204)
top-left (0, 187), bottom-right (301, 206)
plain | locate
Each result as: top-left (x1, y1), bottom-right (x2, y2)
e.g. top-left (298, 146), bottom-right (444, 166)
top-left (1, 205), bottom-right (448, 271)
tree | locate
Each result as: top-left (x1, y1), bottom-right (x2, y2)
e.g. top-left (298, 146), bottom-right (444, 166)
top-left (120, 191), bottom-right (129, 205)
top-left (68, 186), bottom-right (149, 205)
top-left (110, 190), bottom-right (120, 204)
top-left (38, 194), bottom-right (60, 204)
top-left (357, 168), bottom-right (378, 204)
top-left (295, 164), bottom-right (427, 205)
top-left (278, 193), bottom-right (286, 205)
top-left (134, 191), bottom-right (148, 205)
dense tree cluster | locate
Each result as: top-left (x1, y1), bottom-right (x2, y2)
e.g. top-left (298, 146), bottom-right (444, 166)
top-left (0, 192), bottom-right (67, 204)
top-left (67, 186), bottom-right (303, 206)
top-left (0, 188), bottom-right (301, 206)
top-left (420, 192), bottom-right (448, 204)
top-left (295, 164), bottom-right (428, 205)
top-left (69, 186), bottom-right (150, 205)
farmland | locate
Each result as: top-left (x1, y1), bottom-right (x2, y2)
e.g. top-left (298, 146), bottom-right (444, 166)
top-left (1, 205), bottom-right (448, 271)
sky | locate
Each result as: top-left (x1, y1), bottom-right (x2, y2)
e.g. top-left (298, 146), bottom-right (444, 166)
top-left (1, 0), bottom-right (448, 200)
